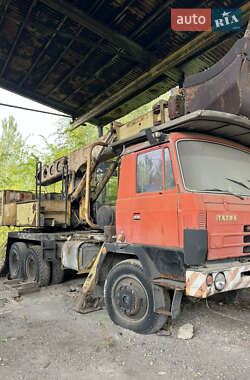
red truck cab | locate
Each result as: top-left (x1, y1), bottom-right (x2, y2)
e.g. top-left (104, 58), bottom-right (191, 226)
top-left (115, 130), bottom-right (250, 299)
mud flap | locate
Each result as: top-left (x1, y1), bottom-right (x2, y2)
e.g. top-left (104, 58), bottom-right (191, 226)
top-left (154, 286), bottom-right (183, 319)
top-left (171, 290), bottom-right (183, 320)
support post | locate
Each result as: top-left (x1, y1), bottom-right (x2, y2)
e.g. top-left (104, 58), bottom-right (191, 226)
top-left (97, 126), bottom-right (103, 137)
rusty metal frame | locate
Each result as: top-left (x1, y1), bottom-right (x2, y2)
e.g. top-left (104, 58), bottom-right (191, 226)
top-left (64, 0), bottom-right (190, 114)
top-left (62, 0), bottom-right (141, 103)
top-left (91, 157), bottom-right (120, 203)
top-left (0, 0), bottom-right (248, 128)
top-left (62, 0), bottom-right (173, 104)
top-left (0, 0), bottom-right (11, 29)
top-left (4, 11), bottom-right (125, 59)
top-left (70, 128), bottom-right (115, 201)
top-left (0, 0), bottom-right (37, 78)
top-left (84, 142), bottom-right (108, 230)
top-left (45, 0), bottom-right (136, 97)
top-left (40, 0), bottom-right (151, 65)
top-left (71, 2), bottom-right (250, 129)
top-left (19, 15), bottom-right (67, 87)
top-left (42, 0), bottom-right (178, 107)
top-left (35, 0), bottom-right (103, 92)
top-left (35, 25), bottom-right (84, 91)
top-left (130, 0), bottom-right (172, 40)
top-left (47, 38), bottom-right (104, 96)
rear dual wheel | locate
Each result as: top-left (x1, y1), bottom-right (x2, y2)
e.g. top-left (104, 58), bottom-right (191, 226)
top-left (9, 243), bottom-right (63, 287)
top-left (9, 242), bottom-right (27, 280)
top-left (50, 259), bottom-right (64, 284)
top-left (25, 246), bottom-right (50, 287)
top-left (104, 259), bottom-right (169, 334)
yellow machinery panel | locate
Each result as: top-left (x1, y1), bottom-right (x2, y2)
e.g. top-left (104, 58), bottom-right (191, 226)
top-left (0, 190), bottom-right (70, 228)
top-left (16, 201), bottom-right (38, 227)
top-left (1, 203), bottom-right (17, 226)
top-left (16, 199), bottom-right (70, 227)
top-left (0, 190), bottom-right (33, 226)
top-left (114, 100), bottom-right (169, 141)
top-left (40, 200), bottom-right (71, 227)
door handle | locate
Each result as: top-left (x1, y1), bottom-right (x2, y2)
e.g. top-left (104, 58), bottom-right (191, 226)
top-left (133, 213), bottom-right (141, 220)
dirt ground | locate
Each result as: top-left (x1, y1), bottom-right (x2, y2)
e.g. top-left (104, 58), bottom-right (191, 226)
top-left (1, 276), bottom-right (250, 380)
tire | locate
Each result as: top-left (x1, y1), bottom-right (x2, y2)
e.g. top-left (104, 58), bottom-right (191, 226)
top-left (24, 246), bottom-right (50, 287)
top-left (51, 259), bottom-right (64, 284)
top-left (9, 242), bottom-right (28, 279)
top-left (104, 259), bottom-right (169, 334)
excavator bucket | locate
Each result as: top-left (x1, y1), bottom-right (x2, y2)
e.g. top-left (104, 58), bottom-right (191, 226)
top-left (184, 21), bottom-right (250, 119)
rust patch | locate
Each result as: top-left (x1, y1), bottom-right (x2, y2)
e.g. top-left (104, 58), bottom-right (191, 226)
top-left (110, 0), bottom-right (127, 8)
top-left (159, 272), bottom-right (185, 282)
top-left (10, 56), bottom-right (32, 71)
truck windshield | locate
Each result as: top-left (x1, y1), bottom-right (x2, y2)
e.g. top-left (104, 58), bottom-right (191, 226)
top-left (177, 140), bottom-right (250, 197)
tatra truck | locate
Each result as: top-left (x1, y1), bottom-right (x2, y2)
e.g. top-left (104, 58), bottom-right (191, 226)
top-left (0, 24), bottom-right (250, 333)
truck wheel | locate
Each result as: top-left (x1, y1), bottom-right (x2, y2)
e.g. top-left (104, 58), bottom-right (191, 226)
top-left (51, 260), bottom-right (64, 284)
top-left (9, 242), bottom-right (27, 279)
top-left (104, 259), bottom-right (168, 334)
top-left (24, 246), bottom-right (50, 287)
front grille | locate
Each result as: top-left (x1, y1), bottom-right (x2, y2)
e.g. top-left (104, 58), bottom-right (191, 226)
top-left (244, 235), bottom-right (250, 243)
top-left (244, 225), bottom-right (250, 232)
top-left (243, 225), bottom-right (250, 254)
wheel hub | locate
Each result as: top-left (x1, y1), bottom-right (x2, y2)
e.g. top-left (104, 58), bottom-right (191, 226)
top-left (114, 278), bottom-right (148, 319)
top-left (26, 256), bottom-right (37, 281)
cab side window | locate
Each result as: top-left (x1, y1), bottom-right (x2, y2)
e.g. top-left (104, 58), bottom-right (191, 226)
top-left (136, 149), bottom-right (163, 193)
top-left (164, 148), bottom-right (175, 189)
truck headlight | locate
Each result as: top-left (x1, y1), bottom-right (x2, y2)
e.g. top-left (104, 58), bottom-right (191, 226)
top-left (214, 272), bottom-right (226, 291)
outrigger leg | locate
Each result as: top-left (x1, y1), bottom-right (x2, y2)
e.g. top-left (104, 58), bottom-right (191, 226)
top-left (74, 244), bottom-right (106, 314)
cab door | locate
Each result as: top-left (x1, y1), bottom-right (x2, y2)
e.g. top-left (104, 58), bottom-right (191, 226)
top-left (130, 144), bottom-right (179, 247)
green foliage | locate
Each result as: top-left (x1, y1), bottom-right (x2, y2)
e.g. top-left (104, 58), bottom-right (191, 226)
top-left (0, 116), bottom-right (38, 191)
top-left (0, 227), bottom-right (15, 263)
top-left (0, 116), bottom-right (38, 264)
top-left (42, 118), bottom-right (98, 164)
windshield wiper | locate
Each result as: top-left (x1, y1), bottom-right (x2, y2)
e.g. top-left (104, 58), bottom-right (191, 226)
top-left (200, 188), bottom-right (244, 200)
top-left (225, 177), bottom-right (250, 190)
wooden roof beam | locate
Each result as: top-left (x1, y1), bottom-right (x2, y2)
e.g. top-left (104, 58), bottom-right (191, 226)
top-left (39, 0), bottom-right (152, 65)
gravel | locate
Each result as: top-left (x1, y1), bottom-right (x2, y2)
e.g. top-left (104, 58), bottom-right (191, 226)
top-left (1, 277), bottom-right (250, 380)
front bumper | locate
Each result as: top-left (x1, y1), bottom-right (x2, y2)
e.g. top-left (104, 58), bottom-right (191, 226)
top-left (186, 261), bottom-right (250, 298)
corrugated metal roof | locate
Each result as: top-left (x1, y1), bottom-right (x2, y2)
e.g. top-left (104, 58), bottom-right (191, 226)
top-left (0, 0), bottom-right (249, 126)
